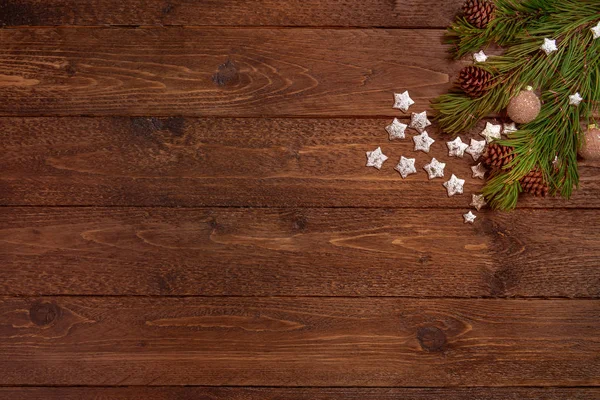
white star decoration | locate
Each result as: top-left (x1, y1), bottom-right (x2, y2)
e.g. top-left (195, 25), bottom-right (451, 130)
top-left (503, 122), bottom-right (518, 135)
top-left (569, 92), bottom-right (583, 106)
top-left (473, 50), bottom-right (488, 63)
top-left (463, 211), bottom-right (477, 224)
top-left (470, 194), bottom-right (487, 211)
top-left (385, 118), bottom-right (408, 140)
top-left (443, 174), bottom-right (465, 197)
top-left (413, 131), bottom-right (435, 153)
top-left (366, 147), bottom-right (388, 170)
top-left (480, 122), bottom-right (502, 143)
top-left (541, 38), bottom-right (558, 55)
top-left (591, 21), bottom-right (600, 40)
top-left (447, 137), bottom-right (469, 158)
top-left (410, 111), bottom-right (432, 133)
top-left (471, 163), bottom-right (487, 179)
top-left (465, 138), bottom-right (486, 161)
top-left (423, 158), bottom-right (446, 180)
top-left (395, 156), bottom-right (417, 179)
top-left (393, 91), bottom-right (415, 112)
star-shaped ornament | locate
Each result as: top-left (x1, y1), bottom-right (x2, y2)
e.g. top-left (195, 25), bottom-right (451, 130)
top-left (503, 122), bottom-right (518, 135)
top-left (366, 147), bottom-right (388, 170)
top-left (410, 111), bottom-right (432, 133)
top-left (413, 131), bottom-right (435, 153)
top-left (423, 158), bottom-right (446, 180)
top-left (473, 50), bottom-right (488, 63)
top-left (471, 163), bottom-right (487, 179)
top-left (393, 91), bottom-right (415, 112)
top-left (463, 211), bottom-right (476, 224)
top-left (591, 21), bottom-right (600, 40)
top-left (443, 174), bottom-right (465, 197)
top-left (470, 194), bottom-right (487, 211)
top-left (541, 38), bottom-right (557, 55)
top-left (447, 137), bottom-right (469, 158)
top-left (569, 92), bottom-right (583, 106)
top-left (465, 138), bottom-right (486, 161)
top-left (385, 118), bottom-right (408, 140)
top-left (395, 156), bottom-right (417, 179)
top-left (479, 122), bottom-right (502, 143)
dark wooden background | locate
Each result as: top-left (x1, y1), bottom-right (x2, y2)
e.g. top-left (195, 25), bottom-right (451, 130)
top-left (1, 0), bottom-right (599, 398)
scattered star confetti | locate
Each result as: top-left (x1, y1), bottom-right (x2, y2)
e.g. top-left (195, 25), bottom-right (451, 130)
top-left (366, 147), bottom-right (388, 170)
top-left (385, 118), bottom-right (408, 140)
top-left (471, 163), bottom-right (487, 179)
top-left (591, 21), bottom-right (600, 40)
top-left (473, 50), bottom-right (488, 63)
top-left (443, 174), bottom-right (465, 197)
top-left (423, 158), bottom-right (446, 179)
top-left (410, 111), bottom-right (432, 133)
top-left (569, 92), bottom-right (583, 106)
top-left (465, 138), bottom-right (486, 161)
top-left (413, 131), bottom-right (435, 153)
top-left (395, 156), bottom-right (417, 179)
top-left (470, 194), bottom-right (487, 211)
top-left (447, 137), bottom-right (469, 158)
top-left (503, 122), bottom-right (518, 135)
top-left (463, 211), bottom-right (476, 224)
top-left (541, 38), bottom-right (557, 55)
top-left (393, 91), bottom-right (415, 112)
top-left (480, 122), bottom-right (502, 143)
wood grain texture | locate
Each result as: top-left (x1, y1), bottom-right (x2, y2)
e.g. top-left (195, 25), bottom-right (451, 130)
top-left (0, 28), bottom-right (458, 117)
top-left (0, 0), bottom-right (464, 27)
top-left (1, 297), bottom-right (599, 386)
top-left (1, 207), bottom-right (599, 297)
top-left (2, 387), bottom-right (599, 400)
top-left (2, 117), bottom-right (599, 208)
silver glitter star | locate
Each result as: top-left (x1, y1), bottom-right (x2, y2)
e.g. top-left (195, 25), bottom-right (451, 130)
top-left (591, 21), bottom-right (600, 40)
top-left (366, 147), bottom-right (388, 170)
top-left (410, 111), bottom-right (432, 133)
top-left (386, 118), bottom-right (408, 140)
top-left (393, 91), bottom-right (415, 112)
top-left (395, 156), bottom-right (417, 179)
top-left (423, 158), bottom-right (446, 179)
top-left (470, 194), bottom-right (487, 211)
top-left (473, 50), bottom-right (488, 63)
top-left (465, 138), bottom-right (486, 161)
top-left (447, 137), bottom-right (469, 158)
top-left (443, 174), bottom-right (465, 197)
top-left (569, 92), bottom-right (583, 106)
top-left (503, 122), bottom-right (518, 135)
top-left (480, 122), bottom-right (502, 143)
top-left (413, 131), bottom-right (435, 153)
top-left (463, 211), bottom-right (476, 224)
top-left (471, 163), bottom-right (487, 179)
top-left (541, 38), bottom-right (557, 55)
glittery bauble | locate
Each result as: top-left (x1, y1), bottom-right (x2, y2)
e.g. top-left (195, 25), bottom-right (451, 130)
top-left (506, 90), bottom-right (541, 124)
top-left (579, 126), bottom-right (600, 160)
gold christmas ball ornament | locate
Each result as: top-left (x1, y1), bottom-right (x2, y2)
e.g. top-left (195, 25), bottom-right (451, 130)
top-left (579, 124), bottom-right (600, 160)
top-left (506, 88), bottom-right (541, 124)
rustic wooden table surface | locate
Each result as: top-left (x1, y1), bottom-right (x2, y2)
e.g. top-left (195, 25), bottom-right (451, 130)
top-left (1, 0), bottom-right (599, 398)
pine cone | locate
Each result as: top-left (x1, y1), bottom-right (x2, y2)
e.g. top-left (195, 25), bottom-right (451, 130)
top-left (481, 143), bottom-right (514, 169)
top-left (520, 169), bottom-right (549, 197)
top-left (462, 0), bottom-right (496, 29)
top-left (458, 66), bottom-right (493, 98)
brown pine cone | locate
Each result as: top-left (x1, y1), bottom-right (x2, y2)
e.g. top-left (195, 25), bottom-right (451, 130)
top-left (462, 0), bottom-right (496, 29)
top-left (458, 66), bottom-right (493, 98)
top-left (481, 143), bottom-right (514, 170)
top-left (520, 169), bottom-right (549, 197)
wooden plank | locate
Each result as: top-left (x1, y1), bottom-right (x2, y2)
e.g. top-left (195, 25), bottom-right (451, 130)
top-left (0, 28), bottom-right (457, 117)
top-left (2, 117), bottom-right (599, 208)
top-left (1, 297), bottom-right (599, 386)
top-left (1, 207), bottom-right (599, 297)
top-left (2, 387), bottom-right (599, 400)
top-left (0, 0), bottom-right (464, 28)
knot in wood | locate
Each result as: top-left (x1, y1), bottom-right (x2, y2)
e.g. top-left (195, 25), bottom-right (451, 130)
top-left (417, 326), bottom-right (446, 352)
top-left (30, 301), bottom-right (61, 326)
